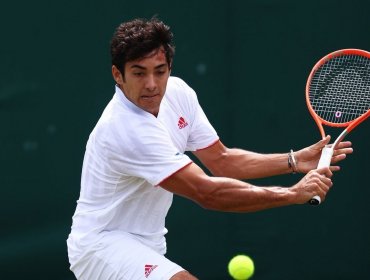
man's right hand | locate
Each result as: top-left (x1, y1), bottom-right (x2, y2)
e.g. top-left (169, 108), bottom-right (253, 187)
top-left (291, 167), bottom-right (333, 204)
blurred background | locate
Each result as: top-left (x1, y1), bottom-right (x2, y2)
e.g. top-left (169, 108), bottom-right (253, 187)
top-left (1, 0), bottom-right (369, 279)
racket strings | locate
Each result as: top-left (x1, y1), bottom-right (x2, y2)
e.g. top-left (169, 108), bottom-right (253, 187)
top-left (309, 54), bottom-right (370, 124)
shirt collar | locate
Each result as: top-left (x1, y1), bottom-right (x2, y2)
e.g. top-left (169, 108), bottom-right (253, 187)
top-left (114, 85), bottom-right (144, 114)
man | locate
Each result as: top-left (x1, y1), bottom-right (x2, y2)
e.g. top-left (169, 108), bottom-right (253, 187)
top-left (67, 18), bottom-right (352, 280)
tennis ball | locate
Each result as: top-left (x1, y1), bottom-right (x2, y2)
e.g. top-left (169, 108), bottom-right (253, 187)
top-left (228, 254), bottom-right (255, 280)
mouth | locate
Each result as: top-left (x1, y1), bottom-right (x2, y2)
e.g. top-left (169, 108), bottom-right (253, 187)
top-left (141, 94), bottom-right (160, 100)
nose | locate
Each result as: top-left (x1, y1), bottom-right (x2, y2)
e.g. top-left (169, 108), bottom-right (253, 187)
top-left (145, 74), bottom-right (157, 92)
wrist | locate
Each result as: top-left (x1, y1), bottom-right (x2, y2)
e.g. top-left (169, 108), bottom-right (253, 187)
top-left (288, 149), bottom-right (298, 173)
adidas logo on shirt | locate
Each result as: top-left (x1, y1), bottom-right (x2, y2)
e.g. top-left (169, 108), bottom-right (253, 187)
top-left (178, 116), bottom-right (188, 129)
top-left (145, 264), bottom-right (158, 278)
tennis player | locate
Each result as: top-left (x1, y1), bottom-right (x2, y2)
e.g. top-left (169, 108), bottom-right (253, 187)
top-left (66, 18), bottom-right (353, 280)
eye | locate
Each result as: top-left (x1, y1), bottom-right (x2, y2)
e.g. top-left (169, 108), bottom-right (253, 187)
top-left (133, 72), bottom-right (144, 77)
top-left (156, 69), bottom-right (167, 75)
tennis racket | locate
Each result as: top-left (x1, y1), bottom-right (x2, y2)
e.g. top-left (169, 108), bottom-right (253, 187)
top-left (306, 48), bottom-right (370, 205)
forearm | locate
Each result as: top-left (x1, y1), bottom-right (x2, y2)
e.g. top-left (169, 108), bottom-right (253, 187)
top-left (192, 176), bottom-right (296, 212)
top-left (209, 148), bottom-right (293, 179)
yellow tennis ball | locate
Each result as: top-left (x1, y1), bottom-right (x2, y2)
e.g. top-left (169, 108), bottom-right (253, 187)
top-left (228, 254), bottom-right (255, 280)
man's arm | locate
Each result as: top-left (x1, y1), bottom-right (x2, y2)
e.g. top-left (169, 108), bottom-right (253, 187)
top-left (193, 140), bottom-right (291, 179)
top-left (192, 137), bottom-right (353, 179)
top-left (159, 162), bottom-right (333, 213)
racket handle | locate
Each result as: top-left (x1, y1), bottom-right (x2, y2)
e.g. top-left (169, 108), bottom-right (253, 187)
top-left (308, 195), bottom-right (321, 205)
top-left (317, 146), bottom-right (334, 169)
top-left (308, 146), bottom-right (333, 206)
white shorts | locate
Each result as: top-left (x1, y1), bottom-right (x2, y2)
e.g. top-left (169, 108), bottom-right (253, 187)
top-left (70, 231), bottom-right (185, 280)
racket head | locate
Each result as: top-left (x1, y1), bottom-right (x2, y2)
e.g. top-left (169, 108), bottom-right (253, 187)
top-left (306, 49), bottom-right (370, 137)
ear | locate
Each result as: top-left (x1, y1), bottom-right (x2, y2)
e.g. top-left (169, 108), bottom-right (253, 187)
top-left (112, 65), bottom-right (124, 85)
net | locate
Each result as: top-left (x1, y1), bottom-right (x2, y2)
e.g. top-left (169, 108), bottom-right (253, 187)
top-left (308, 54), bottom-right (370, 123)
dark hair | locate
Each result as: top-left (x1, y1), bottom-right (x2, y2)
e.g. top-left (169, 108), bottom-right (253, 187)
top-left (110, 18), bottom-right (175, 75)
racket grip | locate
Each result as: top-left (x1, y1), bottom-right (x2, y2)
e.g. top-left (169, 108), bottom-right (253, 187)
top-left (308, 146), bottom-right (333, 206)
top-left (317, 146), bottom-right (334, 168)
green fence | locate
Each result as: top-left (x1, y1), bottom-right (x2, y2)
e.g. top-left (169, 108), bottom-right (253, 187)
top-left (1, 0), bottom-right (369, 279)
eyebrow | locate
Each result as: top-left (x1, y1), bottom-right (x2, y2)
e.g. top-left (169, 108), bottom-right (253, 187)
top-left (130, 64), bottom-right (167, 70)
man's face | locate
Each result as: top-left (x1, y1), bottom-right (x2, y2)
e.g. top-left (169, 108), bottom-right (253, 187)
top-left (112, 47), bottom-right (171, 116)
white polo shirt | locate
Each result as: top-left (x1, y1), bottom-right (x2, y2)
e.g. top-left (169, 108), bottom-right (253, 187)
top-left (67, 76), bottom-right (218, 264)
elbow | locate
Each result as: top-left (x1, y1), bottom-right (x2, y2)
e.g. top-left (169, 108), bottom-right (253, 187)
top-left (195, 196), bottom-right (218, 211)
top-left (206, 149), bottom-right (244, 179)
top-left (195, 194), bottom-right (215, 210)
top-left (207, 154), bottom-right (230, 177)
top-left (209, 163), bottom-right (237, 178)
top-left (190, 179), bottom-right (220, 211)
top-left (209, 168), bottom-right (225, 177)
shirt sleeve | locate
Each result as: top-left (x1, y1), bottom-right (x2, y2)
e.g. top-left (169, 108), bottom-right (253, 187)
top-left (183, 84), bottom-right (219, 151)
